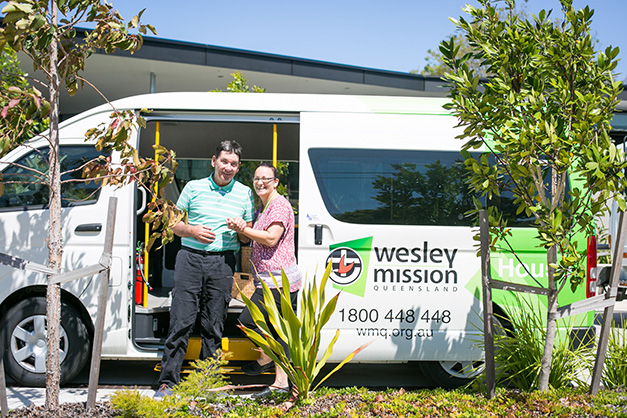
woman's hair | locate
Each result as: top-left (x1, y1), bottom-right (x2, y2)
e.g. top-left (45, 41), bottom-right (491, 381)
top-left (256, 162), bottom-right (279, 179)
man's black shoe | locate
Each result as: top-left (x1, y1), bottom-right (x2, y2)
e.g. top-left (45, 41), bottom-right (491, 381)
top-left (241, 360), bottom-right (274, 375)
top-left (251, 385), bottom-right (289, 399)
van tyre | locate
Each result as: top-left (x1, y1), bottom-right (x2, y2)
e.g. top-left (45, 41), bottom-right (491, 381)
top-left (1, 296), bottom-right (91, 387)
top-left (419, 312), bottom-right (510, 389)
top-left (419, 360), bottom-right (483, 388)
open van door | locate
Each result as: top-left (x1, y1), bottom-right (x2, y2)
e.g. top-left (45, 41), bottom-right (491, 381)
top-left (0, 140), bottom-right (131, 386)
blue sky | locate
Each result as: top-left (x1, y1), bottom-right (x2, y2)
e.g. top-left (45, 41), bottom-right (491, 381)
top-left (109, 0), bottom-right (626, 80)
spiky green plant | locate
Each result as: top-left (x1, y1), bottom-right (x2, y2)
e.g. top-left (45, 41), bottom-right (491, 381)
top-left (602, 320), bottom-right (627, 389)
top-left (483, 297), bottom-right (593, 391)
top-left (237, 262), bottom-right (372, 401)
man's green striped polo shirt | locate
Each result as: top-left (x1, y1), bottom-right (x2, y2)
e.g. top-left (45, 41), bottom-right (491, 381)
top-left (176, 174), bottom-right (254, 252)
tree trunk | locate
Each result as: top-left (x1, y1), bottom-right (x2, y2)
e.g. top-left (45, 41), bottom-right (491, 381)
top-left (45, 0), bottom-right (62, 411)
top-left (538, 245), bottom-right (558, 391)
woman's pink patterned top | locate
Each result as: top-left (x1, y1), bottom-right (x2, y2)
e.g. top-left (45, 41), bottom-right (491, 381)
top-left (250, 194), bottom-right (302, 291)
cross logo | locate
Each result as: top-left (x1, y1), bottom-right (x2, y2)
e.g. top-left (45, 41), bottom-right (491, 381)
top-left (326, 247), bottom-right (363, 286)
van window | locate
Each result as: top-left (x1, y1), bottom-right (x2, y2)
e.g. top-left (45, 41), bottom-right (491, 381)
top-left (0, 146), bottom-right (105, 210)
top-left (309, 148), bottom-right (533, 227)
top-left (175, 159), bottom-right (300, 210)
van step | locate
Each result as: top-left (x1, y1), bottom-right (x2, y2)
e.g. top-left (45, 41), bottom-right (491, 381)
top-left (152, 363), bottom-right (274, 375)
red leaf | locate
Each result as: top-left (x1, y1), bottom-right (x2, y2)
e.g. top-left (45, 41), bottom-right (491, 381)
top-left (1, 106), bottom-right (8, 118)
top-left (8, 99), bottom-right (20, 108)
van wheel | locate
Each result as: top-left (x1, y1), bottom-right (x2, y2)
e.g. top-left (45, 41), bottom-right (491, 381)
top-left (419, 312), bottom-right (510, 389)
top-left (419, 359), bottom-right (483, 388)
top-left (1, 297), bottom-right (91, 387)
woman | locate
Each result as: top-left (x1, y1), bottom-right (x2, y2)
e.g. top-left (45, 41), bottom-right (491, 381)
top-left (226, 162), bottom-right (301, 398)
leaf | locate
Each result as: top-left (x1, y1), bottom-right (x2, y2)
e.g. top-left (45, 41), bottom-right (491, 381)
top-left (312, 339), bottom-right (375, 391)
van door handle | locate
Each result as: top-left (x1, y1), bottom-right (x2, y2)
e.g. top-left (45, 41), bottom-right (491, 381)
top-left (137, 186), bottom-right (147, 215)
top-left (314, 224), bottom-right (323, 245)
top-left (75, 223), bottom-right (102, 233)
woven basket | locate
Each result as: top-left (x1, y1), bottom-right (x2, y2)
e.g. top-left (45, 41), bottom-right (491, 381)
top-left (240, 245), bottom-right (253, 273)
top-left (232, 272), bottom-right (256, 301)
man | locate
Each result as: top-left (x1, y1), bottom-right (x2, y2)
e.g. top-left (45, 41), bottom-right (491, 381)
top-left (154, 140), bottom-right (254, 397)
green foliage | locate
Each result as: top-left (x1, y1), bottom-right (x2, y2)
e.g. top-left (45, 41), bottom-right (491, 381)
top-left (172, 355), bottom-right (231, 401)
top-left (417, 2), bottom-right (532, 77)
top-left (109, 385), bottom-right (627, 417)
top-left (110, 388), bottom-right (191, 418)
top-left (482, 298), bottom-right (592, 391)
top-left (602, 320), bottom-right (627, 389)
top-left (419, 34), bottom-right (490, 77)
top-left (0, 1), bottom-right (182, 250)
top-left (0, 1), bottom-right (167, 407)
top-left (0, 44), bottom-right (49, 154)
top-left (212, 71), bottom-right (266, 93)
top-left (443, 0), bottom-right (624, 391)
top-left (0, 0), bottom-right (156, 96)
top-left (237, 263), bottom-right (372, 401)
top-left (110, 356), bottom-right (232, 417)
top-left (84, 110), bottom-right (182, 249)
top-left (441, 0), bottom-right (625, 292)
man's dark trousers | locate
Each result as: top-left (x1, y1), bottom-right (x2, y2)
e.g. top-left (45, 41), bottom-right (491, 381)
top-left (159, 248), bottom-right (235, 387)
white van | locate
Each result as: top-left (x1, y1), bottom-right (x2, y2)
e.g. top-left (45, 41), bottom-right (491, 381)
top-left (0, 92), bottom-right (596, 388)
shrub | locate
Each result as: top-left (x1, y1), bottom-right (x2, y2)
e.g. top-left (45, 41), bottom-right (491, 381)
top-left (602, 319), bottom-right (627, 389)
top-left (110, 355), bottom-right (231, 417)
top-left (483, 297), bottom-right (592, 391)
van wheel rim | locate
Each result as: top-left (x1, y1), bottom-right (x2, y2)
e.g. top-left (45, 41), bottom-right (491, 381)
top-left (10, 314), bottom-right (69, 373)
top-left (439, 360), bottom-right (483, 379)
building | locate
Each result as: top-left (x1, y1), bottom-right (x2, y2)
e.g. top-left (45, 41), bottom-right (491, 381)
top-left (18, 29), bottom-right (448, 119)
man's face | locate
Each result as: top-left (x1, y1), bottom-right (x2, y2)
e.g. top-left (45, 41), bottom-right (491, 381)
top-left (211, 151), bottom-right (240, 186)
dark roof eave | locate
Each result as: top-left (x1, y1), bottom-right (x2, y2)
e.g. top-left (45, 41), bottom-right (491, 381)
top-left (78, 28), bottom-right (444, 93)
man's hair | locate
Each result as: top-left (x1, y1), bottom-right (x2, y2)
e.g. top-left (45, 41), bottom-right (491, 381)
top-left (215, 140), bottom-right (242, 160)
top-left (257, 162), bottom-right (279, 179)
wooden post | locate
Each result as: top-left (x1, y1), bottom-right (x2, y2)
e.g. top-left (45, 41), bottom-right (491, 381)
top-left (1, 301), bottom-right (7, 417)
top-left (479, 209), bottom-right (496, 399)
top-left (86, 197), bottom-right (117, 409)
top-left (0, 354), bottom-right (7, 417)
top-left (590, 210), bottom-right (627, 395)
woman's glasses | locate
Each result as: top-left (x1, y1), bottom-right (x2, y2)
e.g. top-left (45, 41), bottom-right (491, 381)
top-left (253, 177), bottom-right (276, 183)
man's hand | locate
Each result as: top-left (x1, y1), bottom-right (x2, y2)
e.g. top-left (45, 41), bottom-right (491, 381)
top-left (190, 225), bottom-right (216, 244)
top-left (172, 222), bottom-right (215, 244)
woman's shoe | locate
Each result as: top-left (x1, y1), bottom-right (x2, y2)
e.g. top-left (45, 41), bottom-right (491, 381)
top-left (241, 360), bottom-right (274, 375)
top-left (251, 385), bottom-right (290, 399)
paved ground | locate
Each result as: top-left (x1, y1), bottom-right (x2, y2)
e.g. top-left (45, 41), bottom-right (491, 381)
top-left (3, 360), bottom-right (432, 410)
top-left (5, 387), bottom-right (154, 410)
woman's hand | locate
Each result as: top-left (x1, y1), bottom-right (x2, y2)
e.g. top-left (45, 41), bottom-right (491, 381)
top-left (226, 217), bottom-right (247, 233)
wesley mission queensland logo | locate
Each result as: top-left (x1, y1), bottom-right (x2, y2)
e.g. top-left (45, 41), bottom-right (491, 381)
top-left (326, 237), bottom-right (372, 297)
top-left (326, 236), bottom-right (460, 298)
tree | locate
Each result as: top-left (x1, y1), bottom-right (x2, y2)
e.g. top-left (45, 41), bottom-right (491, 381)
top-left (419, 34), bottom-right (490, 78)
top-left (440, 0), bottom-right (625, 391)
top-left (0, 0), bottom-right (180, 410)
top-left (211, 71), bottom-right (266, 93)
top-left (417, 0), bottom-right (530, 77)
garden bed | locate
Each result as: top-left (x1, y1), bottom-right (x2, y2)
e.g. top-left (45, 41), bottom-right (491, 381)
top-left (7, 387), bottom-right (627, 417)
